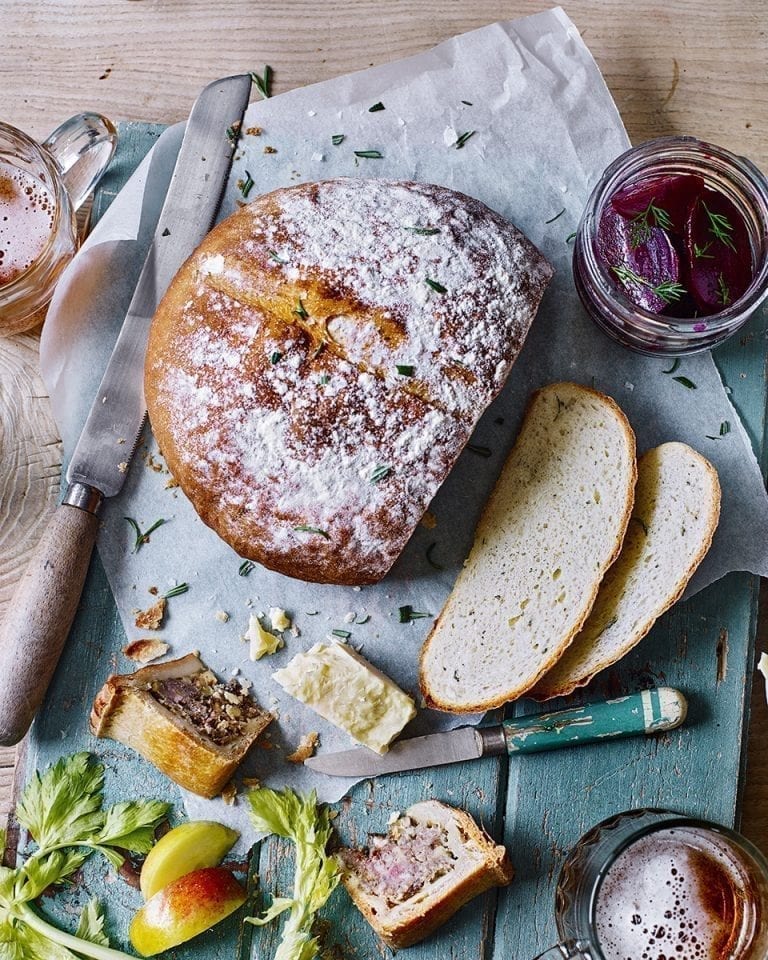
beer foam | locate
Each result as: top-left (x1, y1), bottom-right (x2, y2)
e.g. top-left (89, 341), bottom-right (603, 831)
top-left (0, 162), bottom-right (55, 286)
top-left (594, 827), bottom-right (758, 960)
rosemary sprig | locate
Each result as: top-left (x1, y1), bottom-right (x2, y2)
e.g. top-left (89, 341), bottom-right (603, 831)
top-left (369, 465), bottom-right (391, 483)
top-left (545, 208), bottom-right (566, 225)
top-left (454, 130), bottom-right (476, 149)
top-left (125, 517), bottom-right (165, 553)
top-left (611, 264), bottom-right (685, 305)
top-left (240, 170), bottom-right (255, 198)
top-left (163, 583), bottom-right (189, 599)
top-left (294, 525), bottom-right (330, 539)
top-left (250, 65), bottom-right (272, 100)
top-left (703, 201), bottom-right (737, 252)
top-left (331, 134), bottom-right (345, 146)
top-left (368, 101), bottom-right (385, 112)
top-left (425, 277), bottom-right (447, 294)
top-left (398, 605), bottom-right (432, 623)
top-left (354, 149), bottom-right (383, 159)
top-left (239, 560), bottom-right (256, 577)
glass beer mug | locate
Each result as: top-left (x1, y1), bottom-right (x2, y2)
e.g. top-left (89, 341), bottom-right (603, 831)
top-left (0, 113), bottom-right (117, 335)
top-left (534, 809), bottom-right (768, 960)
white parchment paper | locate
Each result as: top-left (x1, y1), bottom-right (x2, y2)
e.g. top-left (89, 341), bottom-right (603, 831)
top-left (40, 8), bottom-right (768, 839)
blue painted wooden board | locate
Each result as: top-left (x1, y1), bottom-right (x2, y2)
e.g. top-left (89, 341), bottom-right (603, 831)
top-left (13, 122), bottom-right (768, 960)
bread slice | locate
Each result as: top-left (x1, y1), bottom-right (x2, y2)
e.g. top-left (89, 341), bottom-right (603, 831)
top-left (90, 653), bottom-right (272, 798)
top-left (419, 382), bottom-right (636, 713)
top-left (530, 442), bottom-right (720, 700)
top-left (338, 800), bottom-right (513, 948)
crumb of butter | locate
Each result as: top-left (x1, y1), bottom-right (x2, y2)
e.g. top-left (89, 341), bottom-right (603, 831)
top-left (269, 607), bottom-right (291, 631)
top-left (286, 731), bottom-right (319, 764)
top-left (135, 598), bottom-right (166, 631)
top-left (247, 614), bottom-right (283, 660)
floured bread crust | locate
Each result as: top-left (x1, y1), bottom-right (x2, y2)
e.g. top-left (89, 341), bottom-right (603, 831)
top-left (146, 178), bottom-right (552, 584)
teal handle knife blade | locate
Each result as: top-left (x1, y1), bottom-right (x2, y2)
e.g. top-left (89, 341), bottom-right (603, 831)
top-left (304, 687), bottom-right (688, 778)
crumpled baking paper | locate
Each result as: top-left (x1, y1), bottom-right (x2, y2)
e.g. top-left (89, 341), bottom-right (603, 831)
top-left (40, 7), bottom-right (768, 839)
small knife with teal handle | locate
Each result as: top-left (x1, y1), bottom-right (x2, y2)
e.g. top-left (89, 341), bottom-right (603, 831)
top-left (304, 687), bottom-right (687, 778)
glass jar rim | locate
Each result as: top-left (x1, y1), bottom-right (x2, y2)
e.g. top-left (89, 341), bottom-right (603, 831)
top-left (579, 136), bottom-right (768, 337)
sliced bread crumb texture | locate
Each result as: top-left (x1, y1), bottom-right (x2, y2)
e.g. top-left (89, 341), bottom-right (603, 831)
top-left (531, 442), bottom-right (720, 701)
top-left (419, 382), bottom-right (637, 713)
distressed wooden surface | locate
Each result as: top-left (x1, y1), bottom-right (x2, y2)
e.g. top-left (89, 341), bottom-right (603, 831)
top-left (1, 1), bottom-right (768, 957)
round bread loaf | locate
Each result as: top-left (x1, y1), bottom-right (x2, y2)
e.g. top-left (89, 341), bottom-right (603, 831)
top-left (145, 178), bottom-right (552, 585)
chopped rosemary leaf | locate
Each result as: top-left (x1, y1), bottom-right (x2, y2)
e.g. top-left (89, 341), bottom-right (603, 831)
top-left (331, 134), bottom-right (345, 146)
top-left (396, 364), bottom-right (415, 377)
top-left (354, 149), bottom-right (384, 159)
top-left (270, 351), bottom-right (282, 364)
top-left (368, 101), bottom-right (385, 112)
top-left (545, 208), bottom-right (566, 224)
top-left (399, 605), bottom-right (432, 623)
top-left (268, 249), bottom-right (287, 264)
top-left (240, 170), bottom-right (255, 198)
top-left (319, 374), bottom-right (330, 385)
top-left (331, 629), bottom-right (351, 639)
top-left (425, 277), bottom-right (447, 294)
top-left (250, 65), bottom-right (272, 100)
top-left (461, 99), bottom-right (473, 106)
top-left (239, 560), bottom-right (256, 577)
top-left (454, 130), bottom-right (476, 149)
top-left (426, 542), bottom-right (444, 571)
top-left (226, 124), bottom-right (240, 146)
top-left (705, 435), bottom-right (720, 441)
top-left (467, 443), bottom-right (492, 458)
top-left (404, 226), bottom-right (440, 235)
top-left (370, 464), bottom-right (392, 483)
top-left (163, 582), bottom-right (189, 599)
top-left (566, 231), bottom-right (577, 244)
top-left (294, 525), bottom-right (330, 539)
top-left (673, 375), bottom-right (697, 390)
top-left (125, 516), bottom-right (165, 553)
top-left (356, 614), bottom-right (371, 625)
top-left (662, 358), bottom-right (681, 375)
top-left (294, 298), bottom-right (309, 319)
top-left (720, 420), bottom-right (731, 435)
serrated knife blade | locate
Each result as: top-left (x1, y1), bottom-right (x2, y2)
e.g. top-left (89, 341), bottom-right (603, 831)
top-left (0, 74), bottom-right (252, 746)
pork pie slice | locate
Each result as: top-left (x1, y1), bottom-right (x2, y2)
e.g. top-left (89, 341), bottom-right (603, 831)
top-left (338, 800), bottom-right (513, 948)
top-left (145, 178), bottom-right (552, 585)
top-left (90, 653), bottom-right (272, 798)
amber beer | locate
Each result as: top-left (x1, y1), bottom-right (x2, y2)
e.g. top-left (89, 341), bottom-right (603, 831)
top-left (0, 162), bottom-right (56, 288)
top-left (594, 826), bottom-right (762, 960)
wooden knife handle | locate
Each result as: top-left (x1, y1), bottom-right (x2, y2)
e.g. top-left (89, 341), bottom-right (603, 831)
top-left (0, 500), bottom-right (100, 746)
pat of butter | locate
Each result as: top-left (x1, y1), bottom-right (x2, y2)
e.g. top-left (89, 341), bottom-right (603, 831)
top-left (248, 615), bottom-right (282, 660)
top-left (272, 642), bottom-right (416, 754)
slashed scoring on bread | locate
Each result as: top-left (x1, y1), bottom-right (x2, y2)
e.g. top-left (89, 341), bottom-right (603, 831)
top-left (145, 178), bottom-right (552, 585)
top-left (339, 800), bottom-right (513, 948)
top-left (420, 382), bottom-right (637, 713)
top-left (531, 442), bottom-right (720, 700)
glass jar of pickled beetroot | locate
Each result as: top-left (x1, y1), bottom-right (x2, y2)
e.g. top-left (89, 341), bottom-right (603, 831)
top-left (573, 137), bottom-right (768, 355)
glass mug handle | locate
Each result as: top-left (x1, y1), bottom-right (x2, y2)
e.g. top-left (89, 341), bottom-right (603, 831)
top-left (533, 942), bottom-right (596, 959)
top-left (41, 113), bottom-right (117, 211)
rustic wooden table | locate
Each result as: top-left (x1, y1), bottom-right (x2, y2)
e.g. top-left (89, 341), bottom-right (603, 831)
top-left (1, 0), bottom-right (766, 869)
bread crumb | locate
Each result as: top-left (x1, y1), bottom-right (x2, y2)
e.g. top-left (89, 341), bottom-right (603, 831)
top-left (123, 639), bottom-right (170, 663)
top-left (215, 610), bottom-right (230, 623)
top-left (241, 776), bottom-right (261, 788)
top-left (286, 731), bottom-right (319, 764)
top-left (165, 476), bottom-right (179, 489)
top-left (245, 126), bottom-right (262, 136)
top-left (263, 145), bottom-right (277, 154)
top-left (117, 461), bottom-right (128, 473)
top-left (134, 598), bottom-right (166, 630)
top-left (148, 585), bottom-right (159, 596)
top-left (117, 437), bottom-right (126, 444)
top-left (220, 781), bottom-right (238, 806)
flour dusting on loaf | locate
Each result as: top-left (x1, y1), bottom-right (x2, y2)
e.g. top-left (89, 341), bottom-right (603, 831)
top-left (146, 179), bottom-right (552, 584)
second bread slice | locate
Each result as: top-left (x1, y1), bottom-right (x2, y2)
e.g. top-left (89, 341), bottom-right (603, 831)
top-left (530, 442), bottom-right (720, 700)
top-left (419, 382), bottom-right (636, 713)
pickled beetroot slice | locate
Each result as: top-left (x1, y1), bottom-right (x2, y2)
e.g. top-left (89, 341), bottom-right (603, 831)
top-left (611, 174), bottom-right (704, 233)
top-left (684, 190), bottom-right (752, 312)
top-left (597, 204), bottom-right (681, 313)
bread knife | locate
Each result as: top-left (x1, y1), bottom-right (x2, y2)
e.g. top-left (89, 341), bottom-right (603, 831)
top-left (0, 74), bottom-right (252, 746)
top-left (304, 687), bottom-right (687, 777)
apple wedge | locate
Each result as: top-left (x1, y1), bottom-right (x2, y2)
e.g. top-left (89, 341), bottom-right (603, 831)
top-left (140, 820), bottom-right (239, 899)
top-left (130, 867), bottom-right (246, 956)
